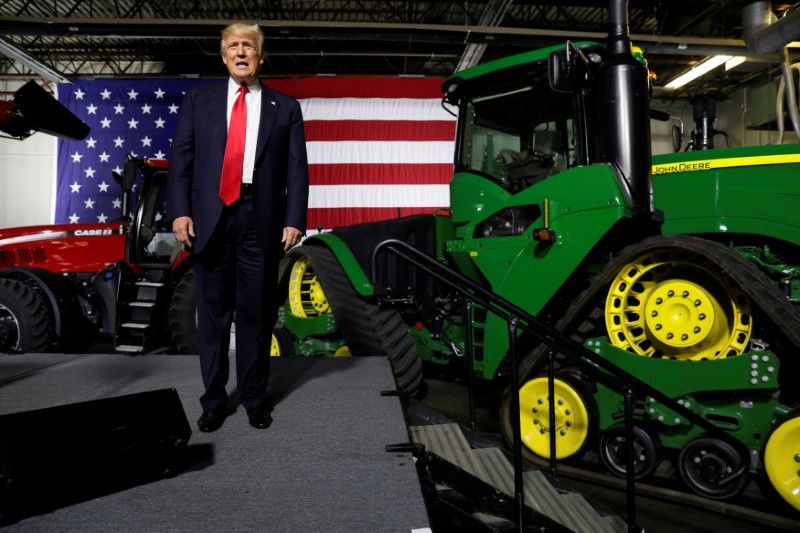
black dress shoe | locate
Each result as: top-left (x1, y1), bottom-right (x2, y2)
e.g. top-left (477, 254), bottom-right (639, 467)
top-left (246, 406), bottom-right (273, 429)
top-left (197, 409), bottom-right (226, 433)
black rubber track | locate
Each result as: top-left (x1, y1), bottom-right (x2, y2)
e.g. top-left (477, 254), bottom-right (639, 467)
top-left (0, 278), bottom-right (53, 353)
top-left (167, 268), bottom-right (198, 355)
top-left (289, 244), bottom-right (424, 397)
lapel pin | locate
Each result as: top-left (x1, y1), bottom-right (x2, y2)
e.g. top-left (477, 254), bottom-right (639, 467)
top-left (271, 101), bottom-right (276, 106)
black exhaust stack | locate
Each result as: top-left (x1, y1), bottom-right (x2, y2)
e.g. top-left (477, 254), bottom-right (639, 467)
top-left (597, 0), bottom-right (653, 215)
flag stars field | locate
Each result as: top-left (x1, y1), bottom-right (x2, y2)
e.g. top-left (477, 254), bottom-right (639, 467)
top-left (56, 79), bottom-right (195, 224)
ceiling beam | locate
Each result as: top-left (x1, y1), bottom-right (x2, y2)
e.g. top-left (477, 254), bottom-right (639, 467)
top-left (0, 36), bottom-right (70, 83)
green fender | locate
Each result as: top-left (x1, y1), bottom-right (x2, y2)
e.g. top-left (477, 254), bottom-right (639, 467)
top-left (300, 233), bottom-right (375, 297)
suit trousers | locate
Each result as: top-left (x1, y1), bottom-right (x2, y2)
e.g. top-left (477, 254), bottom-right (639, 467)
top-left (194, 192), bottom-right (279, 411)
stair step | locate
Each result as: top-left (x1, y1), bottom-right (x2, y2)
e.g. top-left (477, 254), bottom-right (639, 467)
top-left (409, 423), bottom-right (490, 481)
top-left (476, 450), bottom-right (626, 533)
top-left (121, 322), bottom-right (149, 329)
top-left (135, 281), bottom-right (164, 287)
top-left (115, 344), bottom-right (144, 353)
top-left (129, 301), bottom-right (156, 308)
top-left (412, 424), bottom-right (627, 533)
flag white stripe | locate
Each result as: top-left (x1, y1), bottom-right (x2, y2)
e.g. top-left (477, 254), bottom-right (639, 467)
top-left (307, 141), bottom-right (453, 164)
top-left (299, 97), bottom-right (454, 121)
top-left (309, 184), bottom-right (450, 208)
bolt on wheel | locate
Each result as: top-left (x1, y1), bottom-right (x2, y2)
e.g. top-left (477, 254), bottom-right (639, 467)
top-left (518, 374), bottom-right (596, 460)
top-left (678, 437), bottom-right (748, 500)
top-left (599, 423), bottom-right (661, 480)
top-left (605, 247), bottom-right (752, 360)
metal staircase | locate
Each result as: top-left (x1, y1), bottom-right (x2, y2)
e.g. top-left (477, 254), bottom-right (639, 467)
top-left (409, 421), bottom-right (627, 532)
top-left (115, 279), bottom-right (167, 353)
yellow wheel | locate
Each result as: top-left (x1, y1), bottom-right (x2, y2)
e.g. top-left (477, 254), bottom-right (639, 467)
top-left (270, 327), bottom-right (294, 357)
top-left (333, 344), bottom-right (351, 357)
top-left (605, 248), bottom-right (752, 360)
top-left (764, 410), bottom-right (800, 511)
top-left (288, 256), bottom-right (331, 318)
top-left (518, 375), bottom-right (595, 460)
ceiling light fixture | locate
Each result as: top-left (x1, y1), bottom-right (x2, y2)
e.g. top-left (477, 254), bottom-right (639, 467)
top-left (664, 55), bottom-right (732, 90)
top-left (725, 56), bottom-right (747, 71)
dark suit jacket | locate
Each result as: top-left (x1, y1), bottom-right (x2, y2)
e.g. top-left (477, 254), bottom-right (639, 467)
top-left (167, 80), bottom-right (309, 257)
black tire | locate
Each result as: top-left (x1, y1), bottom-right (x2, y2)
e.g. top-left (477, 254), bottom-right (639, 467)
top-left (0, 278), bottom-right (53, 354)
top-left (289, 245), bottom-right (425, 397)
top-left (271, 326), bottom-right (295, 357)
top-left (168, 269), bottom-right (198, 355)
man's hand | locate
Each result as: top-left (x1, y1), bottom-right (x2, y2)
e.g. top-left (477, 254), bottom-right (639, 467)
top-left (282, 226), bottom-right (303, 251)
top-left (173, 216), bottom-right (195, 248)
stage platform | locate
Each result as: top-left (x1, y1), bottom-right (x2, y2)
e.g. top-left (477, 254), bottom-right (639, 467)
top-left (0, 352), bottom-right (430, 532)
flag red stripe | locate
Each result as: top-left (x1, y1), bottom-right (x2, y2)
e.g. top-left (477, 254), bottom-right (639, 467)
top-left (264, 77), bottom-right (445, 99)
top-left (309, 163), bottom-right (452, 185)
top-left (307, 207), bottom-right (443, 230)
top-left (304, 120), bottom-right (455, 142)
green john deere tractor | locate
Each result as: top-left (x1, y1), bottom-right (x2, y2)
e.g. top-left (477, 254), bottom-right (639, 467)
top-left (273, 1), bottom-right (800, 513)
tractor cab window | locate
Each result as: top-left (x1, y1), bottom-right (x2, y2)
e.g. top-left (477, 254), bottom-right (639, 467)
top-left (459, 84), bottom-right (575, 191)
top-left (132, 169), bottom-right (175, 265)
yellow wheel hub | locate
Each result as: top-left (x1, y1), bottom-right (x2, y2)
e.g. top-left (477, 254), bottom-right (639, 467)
top-left (605, 249), bottom-right (752, 360)
top-left (518, 377), bottom-right (591, 460)
top-left (644, 280), bottom-right (717, 348)
top-left (270, 333), bottom-right (281, 357)
top-left (764, 413), bottom-right (800, 511)
top-left (334, 345), bottom-right (352, 357)
top-left (288, 256), bottom-right (331, 318)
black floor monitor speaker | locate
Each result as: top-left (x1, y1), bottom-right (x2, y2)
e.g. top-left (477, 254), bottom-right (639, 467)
top-left (0, 388), bottom-right (192, 520)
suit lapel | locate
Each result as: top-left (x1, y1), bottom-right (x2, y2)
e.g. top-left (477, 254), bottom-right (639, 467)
top-left (255, 85), bottom-right (279, 162)
top-left (205, 83), bottom-right (229, 159)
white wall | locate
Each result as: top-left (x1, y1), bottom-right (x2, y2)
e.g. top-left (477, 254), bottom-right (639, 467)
top-left (651, 86), bottom-right (799, 155)
top-left (0, 80), bottom-right (57, 228)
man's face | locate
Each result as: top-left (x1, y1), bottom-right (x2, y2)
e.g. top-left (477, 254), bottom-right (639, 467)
top-left (222, 33), bottom-right (264, 85)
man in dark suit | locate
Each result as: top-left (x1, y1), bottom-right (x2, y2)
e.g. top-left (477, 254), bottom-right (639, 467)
top-left (168, 23), bottom-right (309, 432)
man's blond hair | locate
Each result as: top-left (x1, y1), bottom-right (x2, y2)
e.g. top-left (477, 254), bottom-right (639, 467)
top-left (220, 23), bottom-right (264, 55)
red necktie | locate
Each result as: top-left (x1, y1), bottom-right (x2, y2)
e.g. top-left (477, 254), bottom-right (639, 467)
top-left (219, 85), bottom-right (249, 205)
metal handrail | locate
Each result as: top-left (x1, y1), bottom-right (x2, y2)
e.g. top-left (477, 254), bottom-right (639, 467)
top-left (370, 238), bottom-right (750, 532)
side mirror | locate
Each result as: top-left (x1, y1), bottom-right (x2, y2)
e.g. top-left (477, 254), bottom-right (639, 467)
top-left (672, 124), bottom-right (683, 153)
top-left (549, 44), bottom-right (591, 93)
top-left (548, 49), bottom-right (576, 93)
top-left (122, 157), bottom-right (141, 194)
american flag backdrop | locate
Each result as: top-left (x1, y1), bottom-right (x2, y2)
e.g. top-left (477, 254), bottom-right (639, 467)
top-left (56, 77), bottom-right (456, 230)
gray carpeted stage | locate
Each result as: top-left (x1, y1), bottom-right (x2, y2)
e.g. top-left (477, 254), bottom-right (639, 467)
top-left (0, 352), bottom-right (430, 532)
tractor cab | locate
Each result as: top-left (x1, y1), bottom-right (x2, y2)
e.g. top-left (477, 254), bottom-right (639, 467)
top-left (443, 43), bottom-right (607, 195)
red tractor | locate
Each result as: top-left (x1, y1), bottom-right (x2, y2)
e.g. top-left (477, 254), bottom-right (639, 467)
top-left (0, 157), bottom-right (198, 355)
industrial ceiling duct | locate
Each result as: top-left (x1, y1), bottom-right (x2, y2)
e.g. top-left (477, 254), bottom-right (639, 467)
top-left (742, 1), bottom-right (800, 55)
top-left (743, 1), bottom-right (800, 140)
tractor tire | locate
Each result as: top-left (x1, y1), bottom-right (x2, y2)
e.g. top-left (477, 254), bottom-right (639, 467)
top-left (271, 326), bottom-right (294, 357)
top-left (168, 269), bottom-right (198, 355)
top-left (288, 245), bottom-right (425, 397)
top-left (0, 278), bottom-right (53, 354)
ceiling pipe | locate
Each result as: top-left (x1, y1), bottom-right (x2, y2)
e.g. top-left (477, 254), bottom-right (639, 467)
top-left (742, 1), bottom-right (800, 140)
top-left (742, 1), bottom-right (800, 55)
